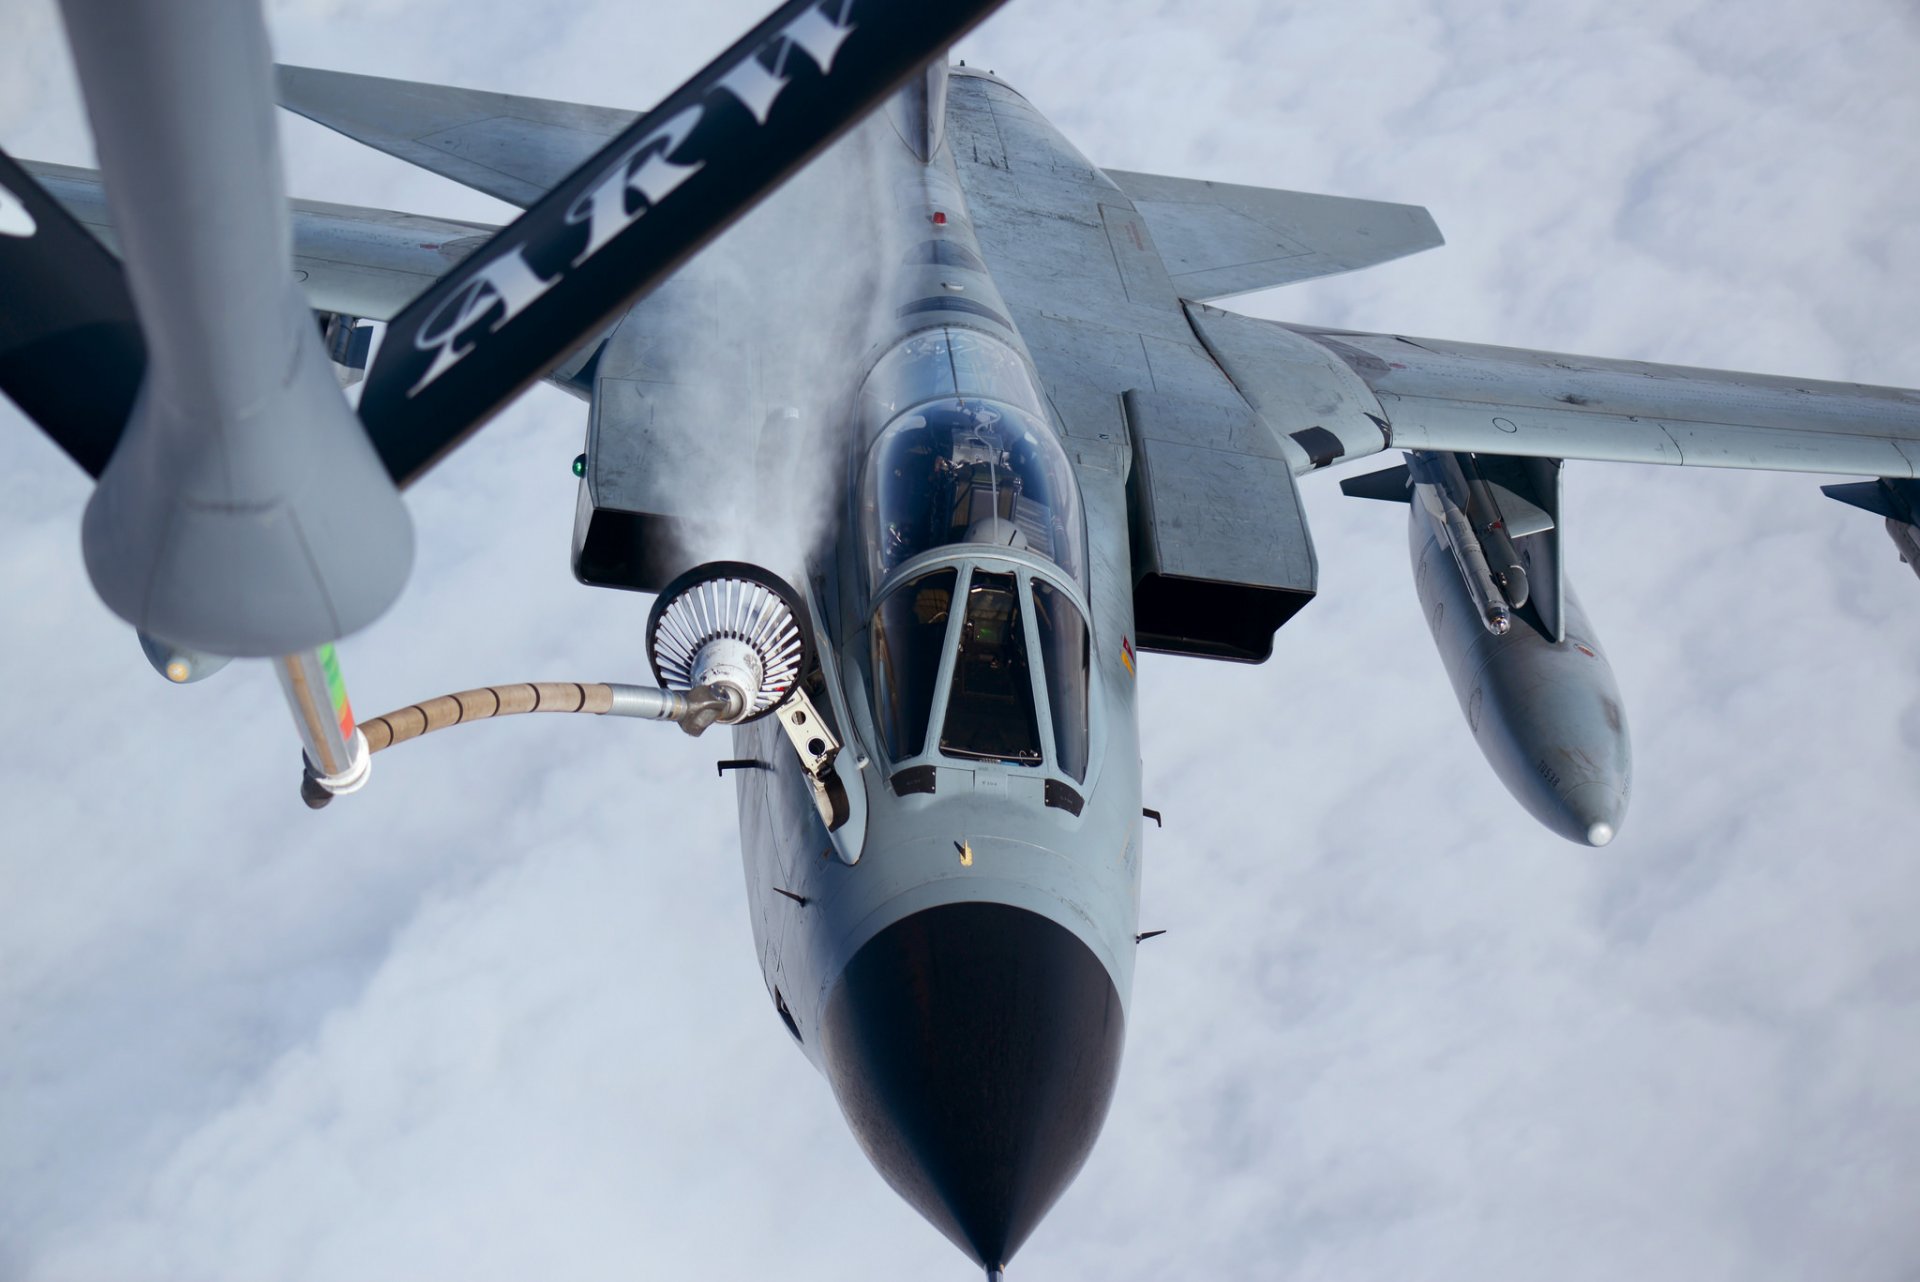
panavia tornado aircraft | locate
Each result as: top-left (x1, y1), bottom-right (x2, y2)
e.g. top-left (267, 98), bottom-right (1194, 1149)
top-left (5, 0), bottom-right (1920, 1275)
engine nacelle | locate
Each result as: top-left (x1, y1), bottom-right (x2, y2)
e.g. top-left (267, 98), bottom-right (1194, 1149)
top-left (1406, 463), bottom-right (1631, 846)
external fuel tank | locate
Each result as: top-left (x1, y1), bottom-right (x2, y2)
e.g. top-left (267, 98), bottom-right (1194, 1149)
top-left (1409, 499), bottom-right (1631, 845)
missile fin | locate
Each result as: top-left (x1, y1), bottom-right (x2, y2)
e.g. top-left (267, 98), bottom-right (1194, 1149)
top-left (1482, 479), bottom-right (1555, 537)
top-left (1822, 479), bottom-right (1916, 522)
top-left (1339, 461), bottom-right (1412, 503)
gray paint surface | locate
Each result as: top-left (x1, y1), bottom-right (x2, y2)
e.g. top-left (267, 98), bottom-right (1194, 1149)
top-left (58, 0), bottom-right (412, 655)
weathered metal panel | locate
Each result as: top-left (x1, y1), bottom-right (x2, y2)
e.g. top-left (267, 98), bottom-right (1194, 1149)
top-left (573, 274), bottom-right (755, 592)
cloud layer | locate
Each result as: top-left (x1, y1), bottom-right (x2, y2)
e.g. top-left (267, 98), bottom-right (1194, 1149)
top-left (2, 1), bottom-right (1918, 1279)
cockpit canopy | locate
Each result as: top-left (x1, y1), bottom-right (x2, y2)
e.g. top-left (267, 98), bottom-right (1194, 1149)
top-left (860, 325), bottom-right (1044, 428)
top-left (856, 327), bottom-right (1093, 783)
top-left (869, 562), bottom-right (1091, 782)
top-left (863, 398), bottom-right (1085, 589)
top-left (857, 327), bottom-right (1085, 593)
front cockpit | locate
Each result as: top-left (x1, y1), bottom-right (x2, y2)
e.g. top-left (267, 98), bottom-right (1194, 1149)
top-left (869, 563), bottom-right (1091, 781)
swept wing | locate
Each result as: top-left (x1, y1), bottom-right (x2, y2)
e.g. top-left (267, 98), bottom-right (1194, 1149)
top-left (1106, 168), bottom-right (1443, 302)
top-left (274, 65), bottom-right (637, 208)
top-left (1188, 306), bottom-right (1920, 479)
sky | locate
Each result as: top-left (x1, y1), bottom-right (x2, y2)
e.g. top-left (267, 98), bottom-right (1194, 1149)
top-left (3, 1), bottom-right (1920, 1279)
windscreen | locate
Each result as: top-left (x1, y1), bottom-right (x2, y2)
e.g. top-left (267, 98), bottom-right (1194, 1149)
top-left (869, 568), bottom-right (956, 761)
top-left (938, 571), bottom-right (1042, 765)
top-left (1031, 580), bottom-right (1090, 782)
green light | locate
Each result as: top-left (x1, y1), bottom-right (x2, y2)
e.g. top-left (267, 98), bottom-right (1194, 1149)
top-left (571, 453), bottom-right (586, 478)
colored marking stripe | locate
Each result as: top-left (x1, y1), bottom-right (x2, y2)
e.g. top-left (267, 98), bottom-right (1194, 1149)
top-left (319, 644), bottom-right (355, 738)
top-left (1120, 636), bottom-right (1135, 675)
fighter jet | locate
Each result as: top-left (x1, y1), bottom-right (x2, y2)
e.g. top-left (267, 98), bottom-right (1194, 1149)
top-left (5, 1), bottom-right (1920, 1275)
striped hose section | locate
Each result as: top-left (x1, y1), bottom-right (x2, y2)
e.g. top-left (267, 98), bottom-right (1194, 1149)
top-left (359, 682), bottom-right (615, 753)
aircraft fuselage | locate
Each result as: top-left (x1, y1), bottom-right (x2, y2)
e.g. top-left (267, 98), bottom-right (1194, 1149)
top-left (722, 71), bottom-right (1145, 1271)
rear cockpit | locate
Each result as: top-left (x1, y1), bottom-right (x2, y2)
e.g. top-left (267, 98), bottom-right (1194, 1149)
top-left (858, 327), bottom-right (1085, 591)
top-left (863, 399), bottom-right (1084, 585)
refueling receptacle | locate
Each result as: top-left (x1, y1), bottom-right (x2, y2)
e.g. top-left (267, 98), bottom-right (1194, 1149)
top-left (297, 562), bottom-right (843, 817)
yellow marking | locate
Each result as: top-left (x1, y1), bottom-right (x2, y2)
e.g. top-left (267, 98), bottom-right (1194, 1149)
top-left (958, 840), bottom-right (973, 867)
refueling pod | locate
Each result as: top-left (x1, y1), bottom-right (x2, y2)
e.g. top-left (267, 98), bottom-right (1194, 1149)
top-left (136, 630), bottom-right (232, 684)
top-left (1347, 452), bottom-right (1631, 846)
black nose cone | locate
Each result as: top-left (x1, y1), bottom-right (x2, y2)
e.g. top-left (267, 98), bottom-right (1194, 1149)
top-left (821, 902), bottom-right (1125, 1269)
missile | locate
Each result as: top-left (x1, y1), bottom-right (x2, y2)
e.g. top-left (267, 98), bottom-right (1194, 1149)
top-left (1410, 452), bottom-right (1513, 636)
top-left (1456, 452), bottom-right (1530, 609)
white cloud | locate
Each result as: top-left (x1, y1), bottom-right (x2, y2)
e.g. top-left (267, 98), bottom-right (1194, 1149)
top-left (3, 0), bottom-right (1918, 1278)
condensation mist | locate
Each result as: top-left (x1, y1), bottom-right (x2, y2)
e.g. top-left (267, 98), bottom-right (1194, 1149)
top-left (643, 114), bottom-right (911, 587)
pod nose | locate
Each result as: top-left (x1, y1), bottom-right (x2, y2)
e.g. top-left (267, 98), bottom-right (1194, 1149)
top-left (821, 901), bottom-right (1125, 1270)
top-left (1564, 779), bottom-right (1627, 846)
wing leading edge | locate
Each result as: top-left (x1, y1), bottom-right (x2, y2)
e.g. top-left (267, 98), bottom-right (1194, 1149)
top-left (1185, 304), bottom-right (1920, 478)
